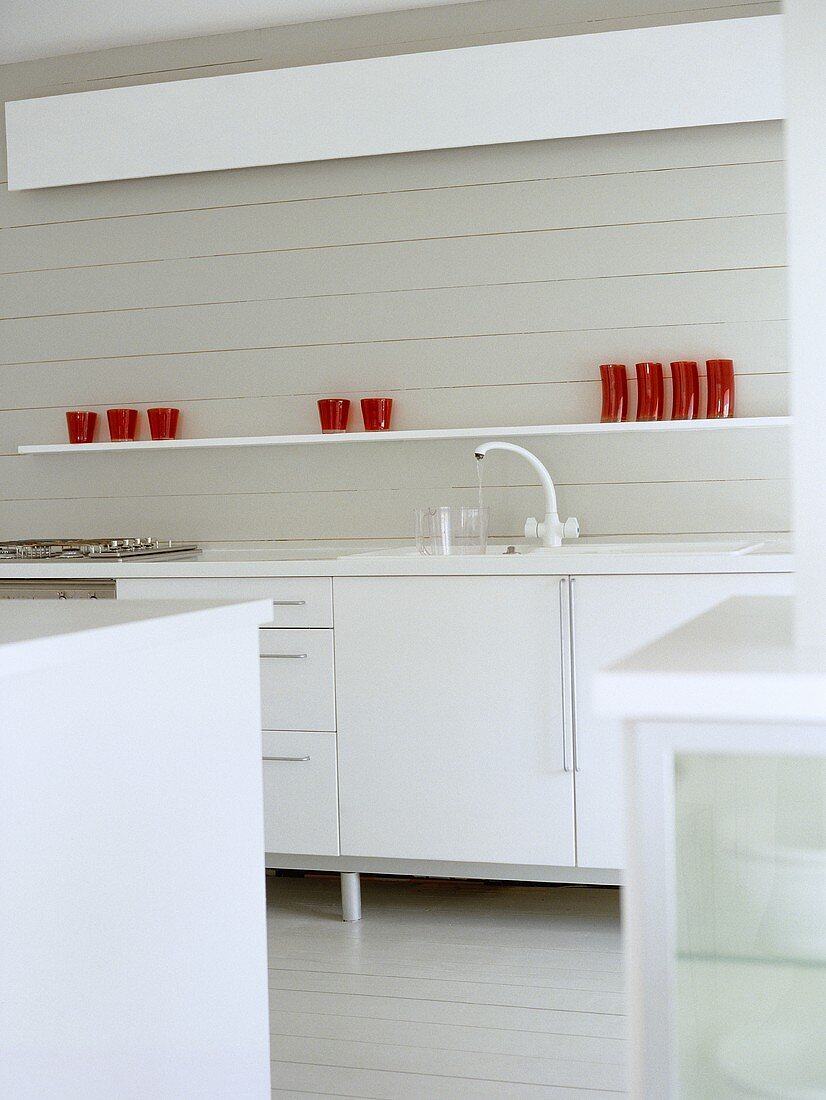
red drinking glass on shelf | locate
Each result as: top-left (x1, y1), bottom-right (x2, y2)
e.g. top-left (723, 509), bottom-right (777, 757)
top-left (635, 362), bottom-right (664, 422)
top-left (670, 361), bottom-right (700, 420)
top-left (106, 408), bottom-right (139, 442)
top-left (361, 397), bottom-right (393, 431)
top-left (147, 407), bottom-right (180, 440)
top-left (707, 359), bottom-right (735, 418)
top-left (65, 411), bottom-right (98, 444)
top-left (599, 364), bottom-right (628, 423)
top-left (317, 399), bottom-right (350, 434)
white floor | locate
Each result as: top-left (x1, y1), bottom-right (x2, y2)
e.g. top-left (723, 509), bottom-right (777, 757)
top-left (267, 874), bottom-right (627, 1099)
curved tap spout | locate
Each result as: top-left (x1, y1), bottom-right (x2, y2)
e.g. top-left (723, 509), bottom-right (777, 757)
top-left (474, 441), bottom-right (580, 548)
top-left (475, 441), bottom-right (559, 515)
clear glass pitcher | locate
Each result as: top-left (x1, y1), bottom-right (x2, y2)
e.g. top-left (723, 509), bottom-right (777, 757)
top-left (414, 506), bottom-right (489, 555)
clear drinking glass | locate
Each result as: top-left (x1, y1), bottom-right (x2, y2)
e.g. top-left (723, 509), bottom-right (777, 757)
top-left (414, 506), bottom-right (489, 555)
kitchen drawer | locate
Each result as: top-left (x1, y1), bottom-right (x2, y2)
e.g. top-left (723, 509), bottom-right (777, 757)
top-left (117, 577), bottom-right (332, 627)
top-left (260, 629), bottom-right (335, 731)
top-left (262, 732), bottom-right (339, 856)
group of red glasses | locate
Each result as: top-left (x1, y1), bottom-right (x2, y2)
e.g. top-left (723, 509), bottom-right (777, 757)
top-left (599, 359), bottom-right (735, 423)
top-left (317, 397), bottom-right (393, 433)
top-left (66, 407), bottom-right (180, 444)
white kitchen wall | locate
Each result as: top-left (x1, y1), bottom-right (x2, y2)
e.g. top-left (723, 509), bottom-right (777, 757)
top-left (0, 0), bottom-right (787, 543)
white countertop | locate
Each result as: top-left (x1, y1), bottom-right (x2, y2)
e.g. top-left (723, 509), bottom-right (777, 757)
top-left (0, 537), bottom-right (794, 579)
top-left (0, 598), bottom-right (272, 677)
top-left (594, 595), bottom-right (826, 723)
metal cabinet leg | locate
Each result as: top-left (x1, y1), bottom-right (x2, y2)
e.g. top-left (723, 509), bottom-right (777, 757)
top-left (340, 872), bottom-right (362, 922)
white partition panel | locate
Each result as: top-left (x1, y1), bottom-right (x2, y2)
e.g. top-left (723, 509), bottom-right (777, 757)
top-left (4, 16), bottom-right (783, 191)
top-left (787, 0), bottom-right (826, 648)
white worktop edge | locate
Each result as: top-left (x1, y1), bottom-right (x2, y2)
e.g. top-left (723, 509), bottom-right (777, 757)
top-left (0, 598), bottom-right (273, 679)
top-left (0, 548), bottom-right (793, 579)
top-left (593, 596), bottom-right (826, 724)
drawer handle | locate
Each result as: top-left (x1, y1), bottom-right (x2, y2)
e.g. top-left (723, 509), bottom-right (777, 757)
top-left (272, 600), bottom-right (306, 606)
top-left (261, 653), bottom-right (308, 660)
top-left (263, 755), bottom-right (311, 762)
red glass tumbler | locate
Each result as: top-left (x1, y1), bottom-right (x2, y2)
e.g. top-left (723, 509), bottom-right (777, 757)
top-left (147, 407), bottom-right (180, 440)
top-left (317, 399), bottom-right (350, 434)
top-left (599, 364), bottom-right (628, 423)
top-left (361, 397), bottom-right (393, 431)
top-left (707, 359), bottom-right (735, 418)
top-left (670, 361), bottom-right (700, 420)
top-left (635, 362), bottom-right (665, 422)
top-left (66, 411), bottom-right (98, 444)
top-left (106, 408), bottom-right (139, 442)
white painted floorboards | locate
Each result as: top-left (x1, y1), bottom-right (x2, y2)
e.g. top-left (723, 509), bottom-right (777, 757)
top-left (267, 874), bottom-right (626, 1099)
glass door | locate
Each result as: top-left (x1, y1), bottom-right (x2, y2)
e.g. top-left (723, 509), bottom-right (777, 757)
top-left (674, 753), bottom-right (826, 1098)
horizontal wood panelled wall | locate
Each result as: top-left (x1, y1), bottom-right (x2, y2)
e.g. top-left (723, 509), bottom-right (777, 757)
top-left (0, 0), bottom-right (787, 542)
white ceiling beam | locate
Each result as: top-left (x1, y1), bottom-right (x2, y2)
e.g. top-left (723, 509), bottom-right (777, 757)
top-left (5, 16), bottom-right (783, 191)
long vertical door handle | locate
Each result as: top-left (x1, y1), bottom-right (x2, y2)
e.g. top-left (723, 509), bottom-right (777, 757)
top-left (559, 577), bottom-right (572, 773)
top-left (568, 577), bottom-right (580, 772)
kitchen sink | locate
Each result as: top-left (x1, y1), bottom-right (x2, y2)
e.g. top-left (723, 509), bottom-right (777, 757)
top-left (503, 540), bottom-right (763, 555)
top-left (341, 540), bottom-right (763, 558)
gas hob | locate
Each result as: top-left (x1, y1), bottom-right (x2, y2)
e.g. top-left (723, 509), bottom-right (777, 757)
top-left (0, 539), bottom-right (201, 561)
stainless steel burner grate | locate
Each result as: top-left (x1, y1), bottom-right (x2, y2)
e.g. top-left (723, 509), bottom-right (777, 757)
top-left (0, 539), bottom-right (200, 560)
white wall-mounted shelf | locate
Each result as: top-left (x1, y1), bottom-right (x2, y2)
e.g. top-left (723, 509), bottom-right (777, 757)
top-left (18, 417), bottom-right (791, 455)
top-left (5, 16), bottom-right (783, 190)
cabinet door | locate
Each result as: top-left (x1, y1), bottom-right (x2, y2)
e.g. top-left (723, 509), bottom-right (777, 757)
top-left (334, 577), bottom-right (574, 866)
top-left (261, 732), bottom-right (339, 856)
top-left (571, 572), bottom-right (794, 870)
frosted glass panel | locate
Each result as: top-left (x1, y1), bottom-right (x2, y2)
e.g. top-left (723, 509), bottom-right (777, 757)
top-left (675, 754), bottom-right (826, 1099)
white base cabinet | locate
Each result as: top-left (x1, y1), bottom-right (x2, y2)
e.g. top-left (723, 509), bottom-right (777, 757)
top-left (118, 577), bottom-right (339, 859)
top-left (334, 577), bottom-right (575, 866)
top-left (570, 572), bottom-right (794, 869)
top-left (116, 569), bottom-right (793, 877)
